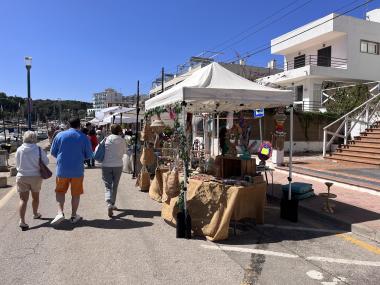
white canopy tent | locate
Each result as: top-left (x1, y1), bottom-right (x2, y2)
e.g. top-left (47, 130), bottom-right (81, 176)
top-left (92, 106), bottom-right (143, 126)
top-left (145, 62), bottom-right (293, 113)
top-left (95, 106), bottom-right (136, 121)
top-left (144, 62), bottom-right (295, 205)
top-left (103, 114), bottom-right (136, 124)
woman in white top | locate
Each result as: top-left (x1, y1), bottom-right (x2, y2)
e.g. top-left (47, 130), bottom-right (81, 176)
top-left (16, 131), bottom-right (49, 230)
top-left (101, 124), bottom-right (126, 217)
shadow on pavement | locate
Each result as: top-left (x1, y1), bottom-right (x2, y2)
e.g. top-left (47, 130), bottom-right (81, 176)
top-left (114, 209), bottom-right (161, 219)
top-left (29, 218), bottom-right (153, 231)
top-left (269, 183), bottom-right (380, 227)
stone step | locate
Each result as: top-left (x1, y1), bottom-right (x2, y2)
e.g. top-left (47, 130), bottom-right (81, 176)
top-left (337, 148), bottom-right (380, 158)
top-left (360, 133), bottom-right (380, 139)
top-left (358, 137), bottom-right (380, 143)
top-left (365, 128), bottom-right (380, 133)
top-left (348, 141), bottom-right (380, 148)
top-left (343, 144), bottom-right (380, 152)
top-left (333, 151), bottom-right (380, 160)
top-left (327, 154), bottom-right (380, 166)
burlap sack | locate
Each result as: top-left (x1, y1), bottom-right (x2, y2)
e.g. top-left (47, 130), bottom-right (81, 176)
top-left (148, 167), bottom-right (169, 202)
top-left (141, 124), bottom-right (153, 142)
top-left (140, 147), bottom-right (155, 166)
top-left (163, 169), bottom-right (179, 198)
top-left (139, 171), bottom-right (151, 191)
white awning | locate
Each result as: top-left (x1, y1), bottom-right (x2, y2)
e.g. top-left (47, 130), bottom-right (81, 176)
top-left (145, 62), bottom-right (293, 113)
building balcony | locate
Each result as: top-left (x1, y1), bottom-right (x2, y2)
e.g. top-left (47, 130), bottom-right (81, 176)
top-left (285, 55), bottom-right (347, 71)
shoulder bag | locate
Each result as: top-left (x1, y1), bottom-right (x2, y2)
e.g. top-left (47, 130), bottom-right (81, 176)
top-left (39, 147), bottom-right (53, 179)
top-left (94, 138), bottom-right (106, 162)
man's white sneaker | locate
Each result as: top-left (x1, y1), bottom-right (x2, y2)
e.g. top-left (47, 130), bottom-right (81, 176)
top-left (51, 213), bottom-right (65, 226)
top-left (70, 214), bottom-right (82, 224)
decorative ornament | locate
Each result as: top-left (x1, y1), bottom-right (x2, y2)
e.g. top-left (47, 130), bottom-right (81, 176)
top-left (258, 141), bottom-right (273, 162)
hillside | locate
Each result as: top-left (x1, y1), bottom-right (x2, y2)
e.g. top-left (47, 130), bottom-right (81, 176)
top-left (0, 92), bottom-right (91, 122)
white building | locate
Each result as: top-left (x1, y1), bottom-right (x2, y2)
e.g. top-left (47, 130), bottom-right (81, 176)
top-left (93, 88), bottom-right (123, 110)
top-left (87, 88), bottom-right (148, 116)
top-left (258, 9), bottom-right (380, 111)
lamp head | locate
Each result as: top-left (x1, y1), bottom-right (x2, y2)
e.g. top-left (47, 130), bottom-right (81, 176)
top-left (25, 56), bottom-right (32, 68)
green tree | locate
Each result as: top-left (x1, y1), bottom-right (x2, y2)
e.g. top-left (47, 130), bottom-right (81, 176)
top-left (325, 84), bottom-right (371, 116)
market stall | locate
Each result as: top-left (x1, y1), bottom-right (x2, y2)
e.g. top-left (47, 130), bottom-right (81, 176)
top-left (143, 62), bottom-right (294, 241)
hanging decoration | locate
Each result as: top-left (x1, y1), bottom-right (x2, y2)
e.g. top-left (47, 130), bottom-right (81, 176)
top-left (258, 141), bottom-right (273, 162)
top-left (272, 107), bottom-right (287, 151)
top-left (226, 112), bottom-right (234, 130)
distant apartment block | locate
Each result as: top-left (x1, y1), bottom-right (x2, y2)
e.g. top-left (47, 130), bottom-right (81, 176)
top-left (87, 88), bottom-right (148, 116)
top-left (149, 57), bottom-right (281, 98)
top-left (257, 8), bottom-right (380, 111)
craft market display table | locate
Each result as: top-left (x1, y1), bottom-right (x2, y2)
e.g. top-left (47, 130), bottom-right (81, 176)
top-left (162, 178), bottom-right (266, 241)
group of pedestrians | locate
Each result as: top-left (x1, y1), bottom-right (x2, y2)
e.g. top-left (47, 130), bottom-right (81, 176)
top-left (15, 118), bottom-right (127, 230)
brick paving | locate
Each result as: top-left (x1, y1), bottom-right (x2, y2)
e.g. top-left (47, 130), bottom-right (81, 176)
top-left (268, 160), bottom-right (380, 242)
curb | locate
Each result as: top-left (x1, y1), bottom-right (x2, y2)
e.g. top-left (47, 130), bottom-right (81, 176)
top-left (296, 200), bottom-right (379, 242)
top-left (267, 194), bottom-right (379, 243)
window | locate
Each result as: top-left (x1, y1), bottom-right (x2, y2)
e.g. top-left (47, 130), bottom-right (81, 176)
top-left (360, 40), bottom-right (379, 55)
top-left (295, 85), bottom-right (303, 102)
top-left (294, 54), bottom-right (306, 69)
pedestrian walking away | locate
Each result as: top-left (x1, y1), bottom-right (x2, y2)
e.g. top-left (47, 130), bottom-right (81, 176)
top-left (88, 129), bottom-right (98, 167)
top-left (15, 131), bottom-right (49, 230)
top-left (101, 124), bottom-right (127, 217)
top-left (50, 118), bottom-right (93, 226)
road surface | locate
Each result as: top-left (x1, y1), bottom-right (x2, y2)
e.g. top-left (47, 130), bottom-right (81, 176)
top-left (0, 159), bottom-right (379, 285)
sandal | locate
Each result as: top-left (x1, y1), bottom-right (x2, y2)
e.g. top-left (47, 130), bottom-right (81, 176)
top-left (33, 213), bottom-right (42, 219)
top-left (19, 221), bottom-right (29, 231)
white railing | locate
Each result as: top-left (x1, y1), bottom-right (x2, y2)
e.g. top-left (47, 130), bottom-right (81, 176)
top-left (322, 81), bottom-right (380, 157)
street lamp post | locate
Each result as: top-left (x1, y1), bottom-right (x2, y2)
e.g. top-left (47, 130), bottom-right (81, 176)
top-left (57, 98), bottom-right (62, 124)
top-left (25, 56), bottom-right (32, 130)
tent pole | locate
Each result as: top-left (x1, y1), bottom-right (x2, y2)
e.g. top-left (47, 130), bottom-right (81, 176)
top-left (217, 114), bottom-right (220, 155)
top-left (120, 113), bottom-right (123, 125)
top-left (132, 80), bottom-right (140, 179)
top-left (182, 103), bottom-right (188, 212)
top-left (288, 105), bottom-right (294, 200)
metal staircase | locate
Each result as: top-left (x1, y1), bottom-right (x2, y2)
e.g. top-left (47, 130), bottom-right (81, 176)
top-left (322, 81), bottom-right (380, 166)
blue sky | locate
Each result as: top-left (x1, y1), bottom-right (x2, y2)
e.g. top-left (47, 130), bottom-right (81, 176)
top-left (0, 0), bottom-right (378, 102)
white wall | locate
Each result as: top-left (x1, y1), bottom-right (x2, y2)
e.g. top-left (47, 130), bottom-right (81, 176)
top-left (337, 16), bottom-right (380, 81)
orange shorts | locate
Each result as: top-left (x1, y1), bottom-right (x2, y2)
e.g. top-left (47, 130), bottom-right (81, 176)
top-left (55, 177), bottom-right (84, 196)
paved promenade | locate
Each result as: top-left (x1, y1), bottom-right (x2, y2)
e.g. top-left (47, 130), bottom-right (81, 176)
top-left (0, 154), bottom-right (379, 284)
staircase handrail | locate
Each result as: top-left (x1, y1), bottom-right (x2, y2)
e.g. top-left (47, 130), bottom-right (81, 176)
top-left (323, 91), bottom-right (380, 130)
top-left (323, 87), bottom-right (380, 157)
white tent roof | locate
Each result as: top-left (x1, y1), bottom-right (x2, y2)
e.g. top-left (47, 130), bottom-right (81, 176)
top-left (95, 106), bottom-right (136, 120)
top-left (103, 114), bottom-right (136, 124)
top-left (145, 62), bottom-right (293, 113)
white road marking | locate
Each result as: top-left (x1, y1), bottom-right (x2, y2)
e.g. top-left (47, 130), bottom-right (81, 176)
top-left (202, 244), bottom-right (380, 267)
top-left (306, 256), bottom-right (380, 267)
top-left (258, 224), bottom-right (345, 234)
top-left (306, 270), bottom-right (324, 280)
top-left (201, 244), bottom-right (299, 258)
top-left (0, 187), bottom-right (16, 209)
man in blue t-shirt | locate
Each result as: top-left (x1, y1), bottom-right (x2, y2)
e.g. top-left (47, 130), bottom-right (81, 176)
top-left (50, 118), bottom-right (93, 226)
